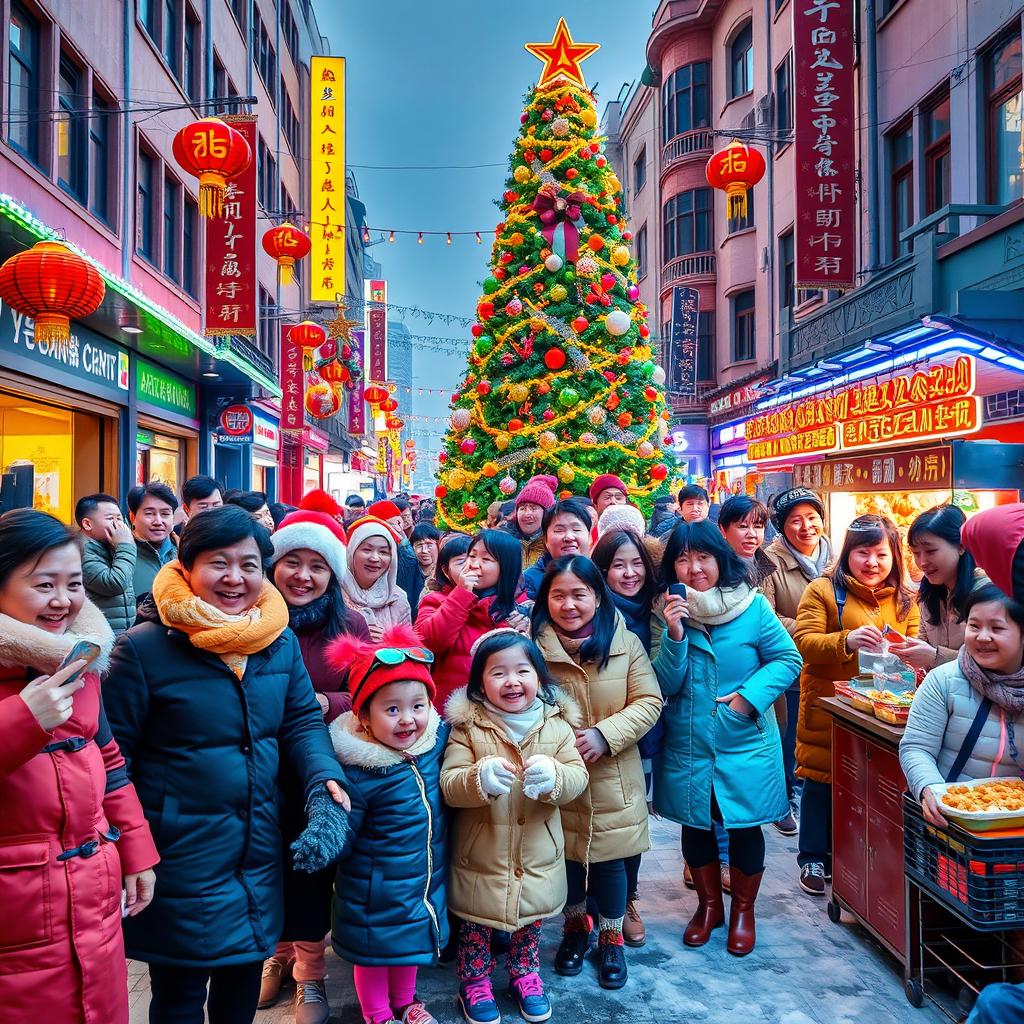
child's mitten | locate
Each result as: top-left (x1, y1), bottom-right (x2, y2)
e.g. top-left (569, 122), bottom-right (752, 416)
top-left (522, 754), bottom-right (557, 799)
top-left (478, 756), bottom-right (516, 797)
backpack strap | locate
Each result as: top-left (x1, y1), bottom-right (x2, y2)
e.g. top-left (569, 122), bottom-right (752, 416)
top-left (831, 575), bottom-right (847, 628)
top-left (945, 697), bottom-right (994, 783)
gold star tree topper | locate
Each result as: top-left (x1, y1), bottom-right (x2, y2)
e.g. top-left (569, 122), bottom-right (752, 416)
top-left (327, 300), bottom-right (360, 342)
top-left (525, 19), bottom-right (600, 91)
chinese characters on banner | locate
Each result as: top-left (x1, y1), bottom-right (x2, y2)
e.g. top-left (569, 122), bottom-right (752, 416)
top-left (365, 279), bottom-right (388, 382)
top-left (794, 0), bottom-right (855, 291)
top-left (793, 446), bottom-right (952, 492)
top-left (280, 325), bottom-right (305, 431)
top-left (669, 286), bottom-right (699, 397)
top-left (204, 115), bottom-right (257, 335)
top-left (347, 329), bottom-right (366, 436)
top-left (310, 57), bottom-right (346, 303)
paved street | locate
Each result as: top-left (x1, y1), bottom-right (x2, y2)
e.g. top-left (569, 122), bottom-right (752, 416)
top-left (128, 816), bottom-right (941, 1024)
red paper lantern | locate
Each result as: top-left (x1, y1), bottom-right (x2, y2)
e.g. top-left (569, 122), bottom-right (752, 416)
top-left (385, 416), bottom-right (404, 430)
top-left (318, 359), bottom-right (350, 386)
top-left (650, 463), bottom-right (669, 481)
top-left (262, 223), bottom-right (311, 285)
top-left (463, 501), bottom-right (479, 519)
top-left (705, 140), bottom-right (766, 221)
top-left (305, 381), bottom-right (342, 419)
top-left (379, 397), bottom-right (399, 414)
top-left (172, 117), bottom-right (252, 218)
top-left (289, 320), bottom-right (328, 370)
top-left (0, 241), bottom-right (104, 345)
top-left (364, 384), bottom-right (388, 406)
top-left (544, 348), bottom-right (567, 370)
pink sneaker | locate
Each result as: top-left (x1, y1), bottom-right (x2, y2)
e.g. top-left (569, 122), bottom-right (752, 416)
top-left (400, 1001), bottom-right (438, 1024)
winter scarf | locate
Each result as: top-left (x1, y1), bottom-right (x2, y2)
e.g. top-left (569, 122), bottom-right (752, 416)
top-left (611, 591), bottom-right (652, 653)
top-left (483, 697), bottom-right (544, 745)
top-left (783, 535), bottom-right (834, 582)
top-left (958, 644), bottom-right (1024, 716)
top-left (0, 597), bottom-right (114, 675)
top-left (341, 523), bottom-right (402, 616)
top-left (684, 583), bottom-right (757, 627)
top-left (151, 561), bottom-right (289, 679)
top-left (287, 591), bottom-right (334, 635)
top-left (553, 621), bottom-right (594, 660)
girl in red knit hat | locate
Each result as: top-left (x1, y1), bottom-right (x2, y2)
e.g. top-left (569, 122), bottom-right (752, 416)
top-left (323, 626), bottom-right (449, 1024)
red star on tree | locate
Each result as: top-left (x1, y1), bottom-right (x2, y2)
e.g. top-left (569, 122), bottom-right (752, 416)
top-left (525, 19), bottom-right (600, 91)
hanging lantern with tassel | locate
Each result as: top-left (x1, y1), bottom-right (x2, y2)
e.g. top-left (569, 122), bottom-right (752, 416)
top-left (379, 396), bottom-right (399, 414)
top-left (172, 117), bottom-right (252, 218)
top-left (289, 320), bottom-right (328, 371)
top-left (318, 359), bottom-right (351, 387)
top-left (305, 379), bottom-right (342, 419)
top-left (262, 223), bottom-right (311, 285)
top-left (364, 384), bottom-right (388, 410)
top-left (0, 241), bottom-right (105, 345)
top-left (705, 139), bottom-right (765, 221)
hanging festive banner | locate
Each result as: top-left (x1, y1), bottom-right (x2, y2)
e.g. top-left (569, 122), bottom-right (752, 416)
top-left (310, 56), bottom-right (346, 303)
top-left (794, 0), bottom-right (856, 291)
top-left (669, 286), bottom-right (699, 397)
top-left (280, 324), bottom-right (305, 431)
top-left (347, 328), bottom-right (366, 436)
top-left (376, 435), bottom-right (388, 474)
top-left (204, 115), bottom-right (257, 336)
top-left (365, 278), bottom-right (388, 381)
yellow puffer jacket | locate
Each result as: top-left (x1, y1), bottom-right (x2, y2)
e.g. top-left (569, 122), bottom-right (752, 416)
top-left (794, 574), bottom-right (919, 783)
top-left (533, 616), bottom-right (662, 864)
top-left (441, 688), bottom-right (589, 932)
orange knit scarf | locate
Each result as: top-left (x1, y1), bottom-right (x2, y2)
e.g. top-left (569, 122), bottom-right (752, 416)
top-left (152, 561), bottom-right (289, 679)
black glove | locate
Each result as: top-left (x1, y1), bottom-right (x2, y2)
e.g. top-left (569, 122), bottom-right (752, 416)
top-left (291, 787), bottom-right (350, 873)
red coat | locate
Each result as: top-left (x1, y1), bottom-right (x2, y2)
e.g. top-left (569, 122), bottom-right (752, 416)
top-left (0, 631), bottom-right (158, 1023)
top-left (415, 587), bottom-right (512, 711)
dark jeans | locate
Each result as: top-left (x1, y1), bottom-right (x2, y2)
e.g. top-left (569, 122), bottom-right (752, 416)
top-left (566, 858), bottom-right (627, 920)
top-left (782, 683), bottom-right (800, 801)
top-left (148, 962), bottom-right (263, 1024)
top-left (679, 791), bottom-right (765, 876)
top-left (967, 983), bottom-right (1024, 1024)
top-left (797, 778), bottom-right (833, 869)
top-left (624, 853), bottom-right (641, 900)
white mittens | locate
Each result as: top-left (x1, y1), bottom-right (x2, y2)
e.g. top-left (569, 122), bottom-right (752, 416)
top-left (478, 757), bottom-right (516, 797)
top-left (522, 755), bottom-right (557, 800)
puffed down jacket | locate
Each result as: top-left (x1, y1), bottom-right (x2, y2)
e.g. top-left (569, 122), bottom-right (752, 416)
top-left (81, 537), bottom-right (136, 635)
top-left (328, 709), bottom-right (450, 966)
top-left (899, 659), bottom-right (1024, 799)
top-left (0, 602), bottom-right (158, 1024)
top-left (499, 521), bottom-right (547, 570)
top-left (104, 612), bottom-right (344, 966)
top-left (441, 688), bottom-right (589, 932)
top-left (534, 616), bottom-right (662, 863)
top-left (651, 595), bottom-right (801, 829)
top-left (794, 574), bottom-right (920, 784)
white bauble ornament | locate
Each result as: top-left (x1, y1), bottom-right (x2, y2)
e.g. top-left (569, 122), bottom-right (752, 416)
top-left (551, 117), bottom-right (570, 137)
top-left (544, 253), bottom-right (564, 273)
top-left (605, 310), bottom-right (632, 336)
top-left (652, 365), bottom-right (667, 386)
top-left (587, 406), bottom-right (607, 426)
top-left (450, 408), bottom-right (472, 431)
top-left (576, 256), bottom-right (598, 277)
top-left (637, 441), bottom-right (655, 458)
top-left (499, 475), bottom-right (517, 495)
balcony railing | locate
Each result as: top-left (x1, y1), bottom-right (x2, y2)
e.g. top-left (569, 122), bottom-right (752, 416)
top-left (662, 251), bottom-right (716, 284)
top-left (661, 128), bottom-right (715, 176)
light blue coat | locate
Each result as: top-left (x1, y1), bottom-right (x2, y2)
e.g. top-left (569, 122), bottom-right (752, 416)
top-left (652, 593), bottom-right (802, 829)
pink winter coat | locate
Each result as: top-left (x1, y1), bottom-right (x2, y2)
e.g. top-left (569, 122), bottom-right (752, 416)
top-left (416, 586), bottom-right (517, 711)
top-left (0, 602), bottom-right (158, 1024)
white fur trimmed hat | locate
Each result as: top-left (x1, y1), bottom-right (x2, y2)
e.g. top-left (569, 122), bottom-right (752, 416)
top-left (596, 503), bottom-right (646, 540)
top-left (271, 510), bottom-right (348, 582)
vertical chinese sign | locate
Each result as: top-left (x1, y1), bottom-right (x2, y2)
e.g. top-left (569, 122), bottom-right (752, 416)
top-left (280, 325), bottom-right (304, 431)
top-left (310, 57), bottom-right (346, 303)
top-left (347, 328), bottom-right (366, 436)
top-left (669, 286), bottom-right (699, 398)
top-left (794, 0), bottom-right (855, 291)
top-left (365, 278), bottom-right (389, 382)
top-left (204, 115), bottom-right (257, 336)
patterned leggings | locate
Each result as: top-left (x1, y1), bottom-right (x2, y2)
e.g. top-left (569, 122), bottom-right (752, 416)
top-left (456, 920), bottom-right (543, 981)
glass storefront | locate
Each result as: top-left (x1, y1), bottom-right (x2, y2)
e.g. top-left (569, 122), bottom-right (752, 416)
top-left (136, 430), bottom-right (185, 494)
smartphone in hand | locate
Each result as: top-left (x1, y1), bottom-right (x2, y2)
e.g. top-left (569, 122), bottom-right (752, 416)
top-left (668, 582), bottom-right (687, 599)
top-left (57, 640), bottom-right (101, 686)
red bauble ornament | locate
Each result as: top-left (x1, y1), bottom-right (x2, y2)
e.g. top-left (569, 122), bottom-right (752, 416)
top-left (595, 157), bottom-right (607, 168)
top-left (463, 501), bottom-right (479, 519)
top-left (500, 251), bottom-right (514, 264)
top-left (540, 148), bottom-right (553, 162)
top-left (435, 484), bottom-right (448, 498)
top-left (0, 241), bottom-right (104, 345)
top-left (543, 409), bottom-right (555, 421)
top-left (706, 141), bottom-right (766, 221)
top-left (494, 267), bottom-right (507, 281)
top-left (478, 300), bottom-right (494, 319)
top-left (544, 348), bottom-right (567, 370)
top-left (606, 214), bottom-right (617, 225)
top-left (471, 323), bottom-right (484, 338)
top-left (460, 438), bottom-right (477, 455)
top-left (590, 142), bottom-right (600, 153)
top-left (438, 452), bottom-right (448, 464)
top-left (503, 190), bottom-right (519, 203)
top-left (508, 418), bottom-right (524, 432)
top-left (607, 392), bottom-right (621, 410)
top-left (602, 273), bottom-right (617, 290)
top-left (650, 463), bottom-right (669, 481)
top-left (477, 380), bottom-right (492, 396)
top-left (588, 235), bottom-right (605, 252)
top-left (172, 117), bottom-right (252, 217)
top-left (663, 436), bottom-right (673, 446)
top-left (644, 386), bottom-right (658, 401)
top-left (639, 324), bottom-right (650, 338)
top-left (571, 315), bottom-right (589, 333)
top-left (603, 370), bottom-right (617, 382)
top-left (524, 149), bottom-right (536, 162)
top-left (565, 167), bottom-right (579, 180)
top-left (617, 412), bottom-right (633, 428)
top-left (261, 223), bottom-right (311, 285)
top-left (538, 381), bottom-right (551, 395)
top-left (622, 231), bottom-right (633, 241)
top-left (520, 112), bottom-right (529, 124)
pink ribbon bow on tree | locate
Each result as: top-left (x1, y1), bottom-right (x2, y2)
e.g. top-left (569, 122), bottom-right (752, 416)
top-left (532, 185), bottom-right (586, 262)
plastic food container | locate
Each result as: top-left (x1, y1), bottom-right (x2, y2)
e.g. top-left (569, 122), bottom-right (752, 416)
top-left (931, 777), bottom-right (1024, 832)
top-left (834, 682), bottom-right (876, 714)
top-left (872, 699), bottom-right (911, 726)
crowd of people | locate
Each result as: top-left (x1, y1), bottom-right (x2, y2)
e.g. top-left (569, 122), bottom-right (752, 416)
top-left (3, 469), bottom-right (1024, 1024)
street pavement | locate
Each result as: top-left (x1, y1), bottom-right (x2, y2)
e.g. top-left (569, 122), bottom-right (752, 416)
top-left (128, 816), bottom-right (941, 1023)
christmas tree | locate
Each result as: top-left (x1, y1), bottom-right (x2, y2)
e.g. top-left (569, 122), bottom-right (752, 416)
top-left (435, 20), bottom-right (675, 531)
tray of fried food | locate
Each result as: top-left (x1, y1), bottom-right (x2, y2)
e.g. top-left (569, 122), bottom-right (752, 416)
top-left (931, 777), bottom-right (1024, 832)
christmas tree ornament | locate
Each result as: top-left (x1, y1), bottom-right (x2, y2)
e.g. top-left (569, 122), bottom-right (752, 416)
top-left (460, 438), bottom-right (477, 455)
top-left (571, 315), bottom-right (589, 333)
top-left (596, 155), bottom-right (607, 168)
top-left (650, 463), bottom-right (669, 481)
top-left (508, 382), bottom-right (529, 403)
top-left (557, 464), bottom-right (575, 484)
top-left (652, 366), bottom-right (667, 385)
top-left (544, 253), bottom-right (564, 272)
top-left (562, 269), bottom-right (576, 283)
top-left (495, 432), bottom-right (511, 451)
top-left (451, 409), bottom-right (472, 431)
top-left (581, 108), bottom-right (597, 128)
top-left (499, 475), bottom-right (517, 495)
top-left (500, 251), bottom-right (515, 264)
top-left (639, 324), bottom-right (650, 338)
top-left (435, 485), bottom-right (448, 498)
top-left (450, 469), bottom-right (467, 489)
top-left (501, 353), bottom-right (515, 366)
top-left (544, 347), bottom-right (567, 370)
top-left (482, 462), bottom-right (498, 478)
top-left (580, 431), bottom-right (598, 446)
top-left (514, 165), bottom-right (531, 183)
top-left (539, 430), bottom-right (558, 450)
top-left (438, 452), bottom-right (448, 464)
top-left (605, 310), bottom-right (631, 336)
top-left (552, 117), bottom-right (570, 136)
top-left (505, 297), bottom-right (523, 316)
top-left (494, 268), bottom-right (507, 282)
top-left (617, 412), bottom-right (633, 428)
top-left (601, 273), bottom-right (617, 291)
top-left (627, 284), bottom-right (640, 301)
top-left (550, 284), bottom-right (568, 302)
top-left (644, 386), bottom-right (658, 401)
top-left (588, 406), bottom-right (607, 425)
top-left (463, 501), bottom-right (479, 519)
top-left (587, 235), bottom-right (605, 252)
top-left (508, 418), bottom-right (525, 432)
top-left (542, 408), bottom-right (555, 421)
top-left (477, 380), bottom-right (492, 396)
top-left (565, 167), bottom-right (579, 180)
top-left (558, 387), bottom-right (580, 407)
top-left (638, 441), bottom-right (655, 458)
top-left (607, 392), bottom-right (621, 411)
top-left (611, 245), bottom-right (630, 267)
top-left (537, 380), bottom-right (551, 395)
top-left (478, 300), bottom-right (495, 319)
top-left (577, 256), bottom-right (598, 277)
top-left (475, 336), bottom-right (493, 356)
top-left (641, 361), bottom-right (656, 378)
top-left (483, 276), bottom-right (500, 294)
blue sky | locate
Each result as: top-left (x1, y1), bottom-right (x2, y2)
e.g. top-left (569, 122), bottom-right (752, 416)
top-left (316, 2), bottom-right (656, 460)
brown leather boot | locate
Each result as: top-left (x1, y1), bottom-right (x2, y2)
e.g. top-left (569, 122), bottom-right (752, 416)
top-left (683, 862), bottom-right (725, 947)
top-left (726, 867), bottom-right (764, 956)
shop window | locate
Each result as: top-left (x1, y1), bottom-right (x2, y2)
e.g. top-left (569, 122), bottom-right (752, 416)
top-left (138, 0), bottom-right (158, 40)
top-left (137, 147), bottom-right (157, 262)
top-left (162, 0), bottom-right (179, 75)
top-left (727, 188), bottom-right (753, 234)
top-left (252, 7), bottom-right (277, 106)
top-left (258, 137), bottom-right (278, 211)
top-left (229, 0), bottom-right (244, 31)
top-left (8, 2), bottom-right (43, 166)
top-left (924, 91), bottom-right (951, 214)
top-left (986, 29), bottom-right (1023, 206)
top-left (729, 21), bottom-right (754, 100)
top-left (661, 62), bottom-right (710, 144)
top-left (663, 188), bottom-right (713, 262)
top-left (282, 90), bottom-right (301, 160)
top-left (259, 286), bottom-right (277, 360)
top-left (183, 196), bottom-right (198, 297)
top-left (57, 57), bottom-right (88, 203)
top-left (731, 289), bottom-right (755, 363)
top-left (163, 174), bottom-right (181, 281)
top-left (183, 9), bottom-right (201, 104)
top-left (636, 224), bottom-right (648, 279)
top-left (280, 0), bottom-right (299, 64)
top-left (779, 230), bottom-right (795, 310)
top-left (697, 311), bottom-right (715, 383)
top-left (633, 146), bottom-right (646, 193)
top-left (775, 53), bottom-right (793, 138)
top-left (90, 92), bottom-right (115, 226)
top-left (888, 120), bottom-right (914, 256)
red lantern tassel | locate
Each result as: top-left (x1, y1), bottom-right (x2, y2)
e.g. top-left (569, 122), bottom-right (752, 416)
top-left (32, 313), bottom-right (72, 345)
top-left (197, 173), bottom-right (226, 218)
top-left (727, 184), bottom-right (748, 222)
top-left (277, 257), bottom-right (295, 286)
top-left (302, 352), bottom-right (315, 371)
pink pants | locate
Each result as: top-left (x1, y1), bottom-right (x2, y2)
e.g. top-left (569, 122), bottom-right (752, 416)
top-left (352, 964), bottom-right (418, 1024)
top-left (274, 940), bottom-right (326, 982)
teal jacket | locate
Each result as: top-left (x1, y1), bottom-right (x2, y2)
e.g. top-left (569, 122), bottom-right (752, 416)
top-left (652, 593), bottom-right (801, 829)
top-left (81, 537), bottom-right (136, 635)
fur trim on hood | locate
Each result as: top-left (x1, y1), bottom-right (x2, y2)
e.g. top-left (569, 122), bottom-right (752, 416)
top-left (443, 685), bottom-right (583, 731)
top-left (329, 705), bottom-right (442, 769)
top-left (0, 597), bottom-right (115, 675)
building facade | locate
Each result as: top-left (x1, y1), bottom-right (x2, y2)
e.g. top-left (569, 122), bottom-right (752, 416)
top-left (1, 0), bottom-right (363, 515)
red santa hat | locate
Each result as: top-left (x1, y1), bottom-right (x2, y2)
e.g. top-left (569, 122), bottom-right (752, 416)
top-left (271, 510), bottom-right (348, 582)
top-left (299, 488), bottom-right (344, 518)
